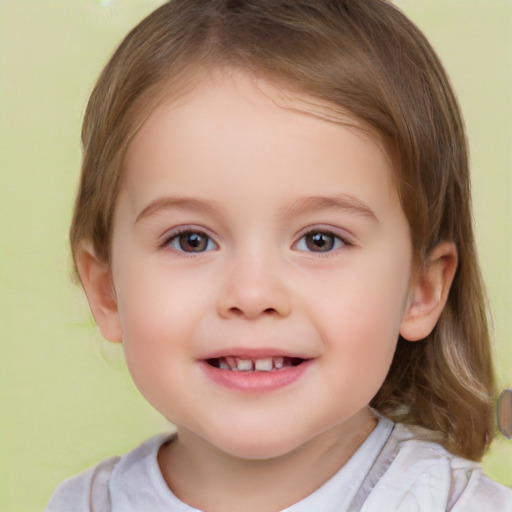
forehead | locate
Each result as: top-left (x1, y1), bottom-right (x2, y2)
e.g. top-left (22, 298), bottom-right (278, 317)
top-left (120, 69), bottom-right (399, 221)
top-left (130, 66), bottom-right (390, 157)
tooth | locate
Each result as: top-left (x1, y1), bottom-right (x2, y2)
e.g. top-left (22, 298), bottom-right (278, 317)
top-left (255, 358), bottom-right (273, 371)
top-left (219, 360), bottom-right (229, 370)
top-left (226, 356), bottom-right (237, 370)
top-left (237, 359), bottom-right (253, 371)
top-left (273, 357), bottom-right (284, 369)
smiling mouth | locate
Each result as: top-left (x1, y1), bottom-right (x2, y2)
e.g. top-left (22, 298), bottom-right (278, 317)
top-left (206, 356), bottom-right (305, 372)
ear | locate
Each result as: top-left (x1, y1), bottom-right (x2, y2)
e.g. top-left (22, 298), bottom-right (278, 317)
top-left (400, 242), bottom-right (458, 342)
top-left (75, 242), bottom-right (122, 343)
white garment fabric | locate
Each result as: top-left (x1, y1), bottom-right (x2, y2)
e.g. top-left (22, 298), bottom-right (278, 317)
top-left (45, 417), bottom-right (512, 512)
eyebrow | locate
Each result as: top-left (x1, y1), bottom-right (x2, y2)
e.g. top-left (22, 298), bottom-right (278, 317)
top-left (135, 193), bottom-right (378, 224)
top-left (135, 196), bottom-right (220, 224)
top-left (280, 194), bottom-right (379, 222)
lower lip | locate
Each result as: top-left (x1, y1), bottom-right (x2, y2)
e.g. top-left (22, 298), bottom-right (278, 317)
top-left (199, 360), bottom-right (312, 392)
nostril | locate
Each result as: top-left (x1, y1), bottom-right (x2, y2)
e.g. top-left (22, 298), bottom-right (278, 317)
top-left (218, 283), bottom-right (292, 319)
top-left (227, 306), bottom-right (278, 317)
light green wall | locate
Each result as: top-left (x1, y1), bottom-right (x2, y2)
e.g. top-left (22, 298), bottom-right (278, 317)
top-left (0, 1), bottom-right (510, 510)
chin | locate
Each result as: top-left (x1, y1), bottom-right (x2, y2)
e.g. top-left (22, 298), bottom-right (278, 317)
top-left (204, 424), bottom-right (315, 461)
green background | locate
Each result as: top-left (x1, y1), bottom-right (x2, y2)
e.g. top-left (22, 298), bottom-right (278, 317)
top-left (1, 1), bottom-right (511, 510)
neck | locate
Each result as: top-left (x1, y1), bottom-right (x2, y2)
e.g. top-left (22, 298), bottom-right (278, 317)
top-left (158, 410), bottom-right (377, 512)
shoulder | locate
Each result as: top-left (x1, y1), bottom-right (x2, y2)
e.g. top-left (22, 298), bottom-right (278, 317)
top-left (45, 456), bottom-right (120, 512)
top-left (44, 433), bottom-right (172, 512)
top-left (362, 424), bottom-right (512, 512)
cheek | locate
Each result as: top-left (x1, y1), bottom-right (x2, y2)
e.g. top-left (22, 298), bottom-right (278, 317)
top-left (314, 260), bottom-right (409, 341)
top-left (112, 264), bottom-right (203, 386)
top-left (321, 293), bottom-right (401, 369)
top-left (314, 295), bottom-right (402, 411)
top-left (114, 253), bottom-right (209, 335)
top-left (308, 252), bottom-right (411, 390)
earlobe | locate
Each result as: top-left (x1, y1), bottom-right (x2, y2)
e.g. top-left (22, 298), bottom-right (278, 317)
top-left (76, 242), bottom-right (122, 343)
top-left (400, 242), bottom-right (458, 342)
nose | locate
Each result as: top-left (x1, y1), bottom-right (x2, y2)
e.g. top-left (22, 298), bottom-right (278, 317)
top-left (216, 251), bottom-right (292, 320)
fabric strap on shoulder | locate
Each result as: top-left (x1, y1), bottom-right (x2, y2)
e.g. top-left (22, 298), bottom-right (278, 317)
top-left (89, 456), bottom-right (120, 512)
top-left (346, 425), bottom-right (400, 511)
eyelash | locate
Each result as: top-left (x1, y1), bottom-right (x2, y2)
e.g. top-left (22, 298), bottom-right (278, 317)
top-left (162, 228), bottom-right (218, 254)
top-left (160, 227), bottom-right (353, 255)
top-left (293, 228), bottom-right (352, 254)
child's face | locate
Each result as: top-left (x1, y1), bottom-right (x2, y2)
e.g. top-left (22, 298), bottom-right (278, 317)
top-left (107, 71), bottom-right (415, 459)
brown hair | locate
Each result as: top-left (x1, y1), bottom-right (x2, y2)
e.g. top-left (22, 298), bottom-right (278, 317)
top-left (70, 0), bottom-right (496, 460)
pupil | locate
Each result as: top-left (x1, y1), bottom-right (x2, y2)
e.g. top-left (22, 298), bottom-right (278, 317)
top-left (180, 232), bottom-right (206, 252)
top-left (307, 232), bottom-right (333, 252)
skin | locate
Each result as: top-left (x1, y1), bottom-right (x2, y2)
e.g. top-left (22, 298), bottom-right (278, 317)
top-left (78, 70), bottom-right (457, 512)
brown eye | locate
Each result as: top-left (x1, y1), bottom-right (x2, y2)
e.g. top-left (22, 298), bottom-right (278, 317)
top-left (167, 231), bottom-right (216, 253)
top-left (305, 233), bottom-right (333, 252)
top-left (293, 229), bottom-right (346, 253)
top-left (295, 231), bottom-right (344, 253)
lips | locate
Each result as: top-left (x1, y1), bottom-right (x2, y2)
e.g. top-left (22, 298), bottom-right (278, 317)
top-left (200, 352), bottom-right (312, 392)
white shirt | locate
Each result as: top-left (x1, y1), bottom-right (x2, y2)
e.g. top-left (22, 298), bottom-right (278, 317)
top-left (46, 417), bottom-right (512, 511)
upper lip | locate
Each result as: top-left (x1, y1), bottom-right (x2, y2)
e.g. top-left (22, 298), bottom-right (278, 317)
top-left (200, 348), bottom-right (313, 360)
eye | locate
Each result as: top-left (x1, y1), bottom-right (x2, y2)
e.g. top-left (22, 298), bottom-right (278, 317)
top-left (295, 230), bottom-right (346, 253)
top-left (165, 230), bottom-right (217, 253)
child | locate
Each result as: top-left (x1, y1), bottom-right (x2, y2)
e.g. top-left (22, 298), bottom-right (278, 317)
top-left (46, 0), bottom-right (512, 510)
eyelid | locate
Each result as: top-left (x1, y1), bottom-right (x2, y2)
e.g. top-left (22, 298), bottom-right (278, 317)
top-left (292, 225), bottom-right (356, 252)
top-left (160, 225), bottom-right (219, 252)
